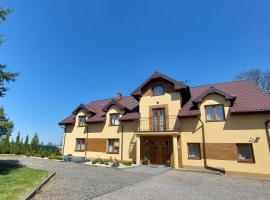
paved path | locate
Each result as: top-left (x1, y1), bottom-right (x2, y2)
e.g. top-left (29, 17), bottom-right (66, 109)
top-left (0, 156), bottom-right (152, 200)
top-left (1, 156), bottom-right (269, 200)
top-left (94, 170), bottom-right (270, 200)
top-left (123, 165), bottom-right (170, 175)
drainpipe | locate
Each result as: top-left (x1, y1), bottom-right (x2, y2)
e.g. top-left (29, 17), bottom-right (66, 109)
top-left (121, 123), bottom-right (124, 161)
top-left (265, 120), bottom-right (270, 153)
top-left (85, 125), bottom-right (89, 158)
top-left (59, 125), bottom-right (66, 155)
top-left (198, 118), bottom-right (225, 174)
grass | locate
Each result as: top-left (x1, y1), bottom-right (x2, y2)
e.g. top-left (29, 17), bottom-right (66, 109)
top-left (0, 162), bottom-right (48, 200)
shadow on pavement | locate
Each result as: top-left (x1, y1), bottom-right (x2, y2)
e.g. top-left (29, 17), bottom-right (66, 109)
top-left (0, 160), bottom-right (22, 175)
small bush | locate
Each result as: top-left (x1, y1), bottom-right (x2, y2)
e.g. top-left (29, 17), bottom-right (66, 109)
top-left (48, 155), bottom-right (63, 160)
top-left (121, 160), bottom-right (133, 166)
top-left (111, 161), bottom-right (120, 168)
top-left (92, 159), bottom-right (99, 164)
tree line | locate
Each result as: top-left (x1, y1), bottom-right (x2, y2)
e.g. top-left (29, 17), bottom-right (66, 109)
top-left (0, 132), bottom-right (39, 156)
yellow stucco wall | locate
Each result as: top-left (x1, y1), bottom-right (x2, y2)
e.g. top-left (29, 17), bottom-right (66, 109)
top-left (139, 92), bottom-right (181, 117)
top-left (180, 94), bottom-right (270, 175)
top-left (64, 106), bottom-right (136, 161)
top-left (62, 91), bottom-right (270, 175)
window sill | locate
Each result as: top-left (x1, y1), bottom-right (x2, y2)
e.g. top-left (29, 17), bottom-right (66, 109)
top-left (205, 120), bottom-right (225, 122)
top-left (188, 157), bottom-right (201, 160)
top-left (237, 160), bottom-right (255, 164)
top-left (74, 150), bottom-right (85, 152)
top-left (107, 152), bottom-right (119, 154)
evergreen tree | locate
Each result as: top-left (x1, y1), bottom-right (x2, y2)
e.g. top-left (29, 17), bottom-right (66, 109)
top-left (0, 6), bottom-right (18, 97)
top-left (14, 132), bottom-right (21, 155)
top-left (0, 133), bottom-right (10, 154)
top-left (20, 137), bottom-right (24, 154)
top-left (24, 135), bottom-right (30, 155)
top-left (10, 139), bottom-right (15, 154)
top-left (0, 107), bottom-right (13, 137)
top-left (30, 133), bottom-right (40, 154)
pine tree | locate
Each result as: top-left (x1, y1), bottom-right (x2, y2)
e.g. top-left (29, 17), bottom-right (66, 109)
top-left (14, 132), bottom-right (21, 155)
top-left (10, 139), bottom-right (15, 154)
top-left (20, 137), bottom-right (24, 154)
top-left (0, 107), bottom-right (13, 137)
top-left (24, 135), bottom-right (30, 155)
top-left (0, 133), bottom-right (10, 154)
top-left (30, 133), bottom-right (40, 154)
top-left (0, 6), bottom-right (18, 97)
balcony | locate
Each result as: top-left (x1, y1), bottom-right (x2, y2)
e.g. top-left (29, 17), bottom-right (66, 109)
top-left (134, 116), bottom-right (180, 132)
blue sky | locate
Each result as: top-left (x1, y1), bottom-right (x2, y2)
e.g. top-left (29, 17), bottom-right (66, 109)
top-left (1, 0), bottom-right (270, 144)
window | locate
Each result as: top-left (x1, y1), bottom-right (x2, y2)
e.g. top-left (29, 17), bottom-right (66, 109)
top-left (188, 143), bottom-right (201, 159)
top-left (75, 138), bottom-right (85, 151)
top-left (107, 139), bottom-right (120, 154)
top-left (237, 144), bottom-right (255, 163)
top-left (110, 113), bottom-right (120, 126)
top-left (78, 115), bottom-right (86, 126)
top-left (152, 85), bottom-right (165, 96)
top-left (205, 104), bottom-right (225, 121)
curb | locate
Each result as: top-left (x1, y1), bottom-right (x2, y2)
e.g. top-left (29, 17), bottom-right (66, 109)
top-left (175, 168), bottom-right (223, 176)
top-left (21, 171), bottom-right (56, 200)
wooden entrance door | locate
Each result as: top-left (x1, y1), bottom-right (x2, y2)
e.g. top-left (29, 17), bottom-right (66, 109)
top-left (152, 108), bottom-right (166, 131)
top-left (141, 136), bottom-right (172, 164)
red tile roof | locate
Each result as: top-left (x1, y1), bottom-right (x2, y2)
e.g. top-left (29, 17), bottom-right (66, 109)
top-left (131, 71), bottom-right (188, 98)
top-left (59, 79), bottom-right (270, 125)
top-left (59, 96), bottom-right (138, 125)
top-left (179, 80), bottom-right (270, 117)
top-left (120, 112), bottom-right (140, 121)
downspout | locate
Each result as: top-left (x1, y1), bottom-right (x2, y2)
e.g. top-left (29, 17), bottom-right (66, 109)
top-left (85, 125), bottom-right (89, 158)
top-left (59, 125), bottom-right (66, 155)
top-left (198, 118), bottom-right (225, 174)
top-left (121, 123), bottom-right (124, 161)
top-left (265, 120), bottom-right (270, 153)
top-left (198, 118), bottom-right (207, 169)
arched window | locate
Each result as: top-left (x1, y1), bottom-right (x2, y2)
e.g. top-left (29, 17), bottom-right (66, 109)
top-left (152, 85), bottom-right (165, 96)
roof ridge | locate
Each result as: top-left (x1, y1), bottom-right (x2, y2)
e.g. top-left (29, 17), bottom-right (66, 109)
top-left (191, 79), bottom-right (251, 89)
top-left (88, 95), bottom-right (133, 103)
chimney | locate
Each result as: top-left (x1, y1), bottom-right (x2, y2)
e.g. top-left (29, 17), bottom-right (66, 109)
top-left (115, 92), bottom-right (122, 101)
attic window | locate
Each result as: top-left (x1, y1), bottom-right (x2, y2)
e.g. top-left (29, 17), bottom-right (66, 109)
top-left (78, 115), bottom-right (86, 126)
top-left (152, 85), bottom-right (165, 96)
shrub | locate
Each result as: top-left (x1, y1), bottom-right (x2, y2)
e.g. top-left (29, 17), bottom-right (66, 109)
top-left (121, 160), bottom-right (133, 166)
top-left (92, 158), bottom-right (99, 164)
top-left (48, 155), bottom-right (63, 160)
top-left (111, 161), bottom-right (119, 168)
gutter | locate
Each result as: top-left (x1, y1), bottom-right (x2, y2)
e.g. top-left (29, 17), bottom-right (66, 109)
top-left (265, 120), bottom-right (270, 153)
top-left (58, 125), bottom-right (66, 155)
top-left (198, 118), bottom-right (225, 174)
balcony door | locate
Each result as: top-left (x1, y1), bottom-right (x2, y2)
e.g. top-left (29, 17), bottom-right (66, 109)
top-left (152, 108), bottom-right (166, 131)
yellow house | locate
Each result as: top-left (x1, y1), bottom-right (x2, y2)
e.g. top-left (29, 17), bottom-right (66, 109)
top-left (59, 71), bottom-right (270, 177)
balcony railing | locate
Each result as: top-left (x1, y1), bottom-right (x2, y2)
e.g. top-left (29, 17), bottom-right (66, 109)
top-left (134, 116), bottom-right (180, 132)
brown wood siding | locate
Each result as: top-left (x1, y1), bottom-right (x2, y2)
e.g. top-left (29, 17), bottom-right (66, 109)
top-left (201, 143), bottom-right (237, 161)
top-left (86, 138), bottom-right (107, 152)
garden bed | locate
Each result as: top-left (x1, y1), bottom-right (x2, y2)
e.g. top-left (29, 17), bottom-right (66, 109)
top-left (84, 159), bottom-right (137, 168)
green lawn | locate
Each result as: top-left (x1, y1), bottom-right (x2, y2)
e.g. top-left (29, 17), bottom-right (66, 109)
top-left (0, 162), bottom-right (48, 200)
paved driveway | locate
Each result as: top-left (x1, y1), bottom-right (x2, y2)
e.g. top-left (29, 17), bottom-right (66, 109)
top-left (94, 170), bottom-right (270, 200)
top-left (1, 156), bottom-right (269, 200)
top-left (0, 156), bottom-right (152, 200)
